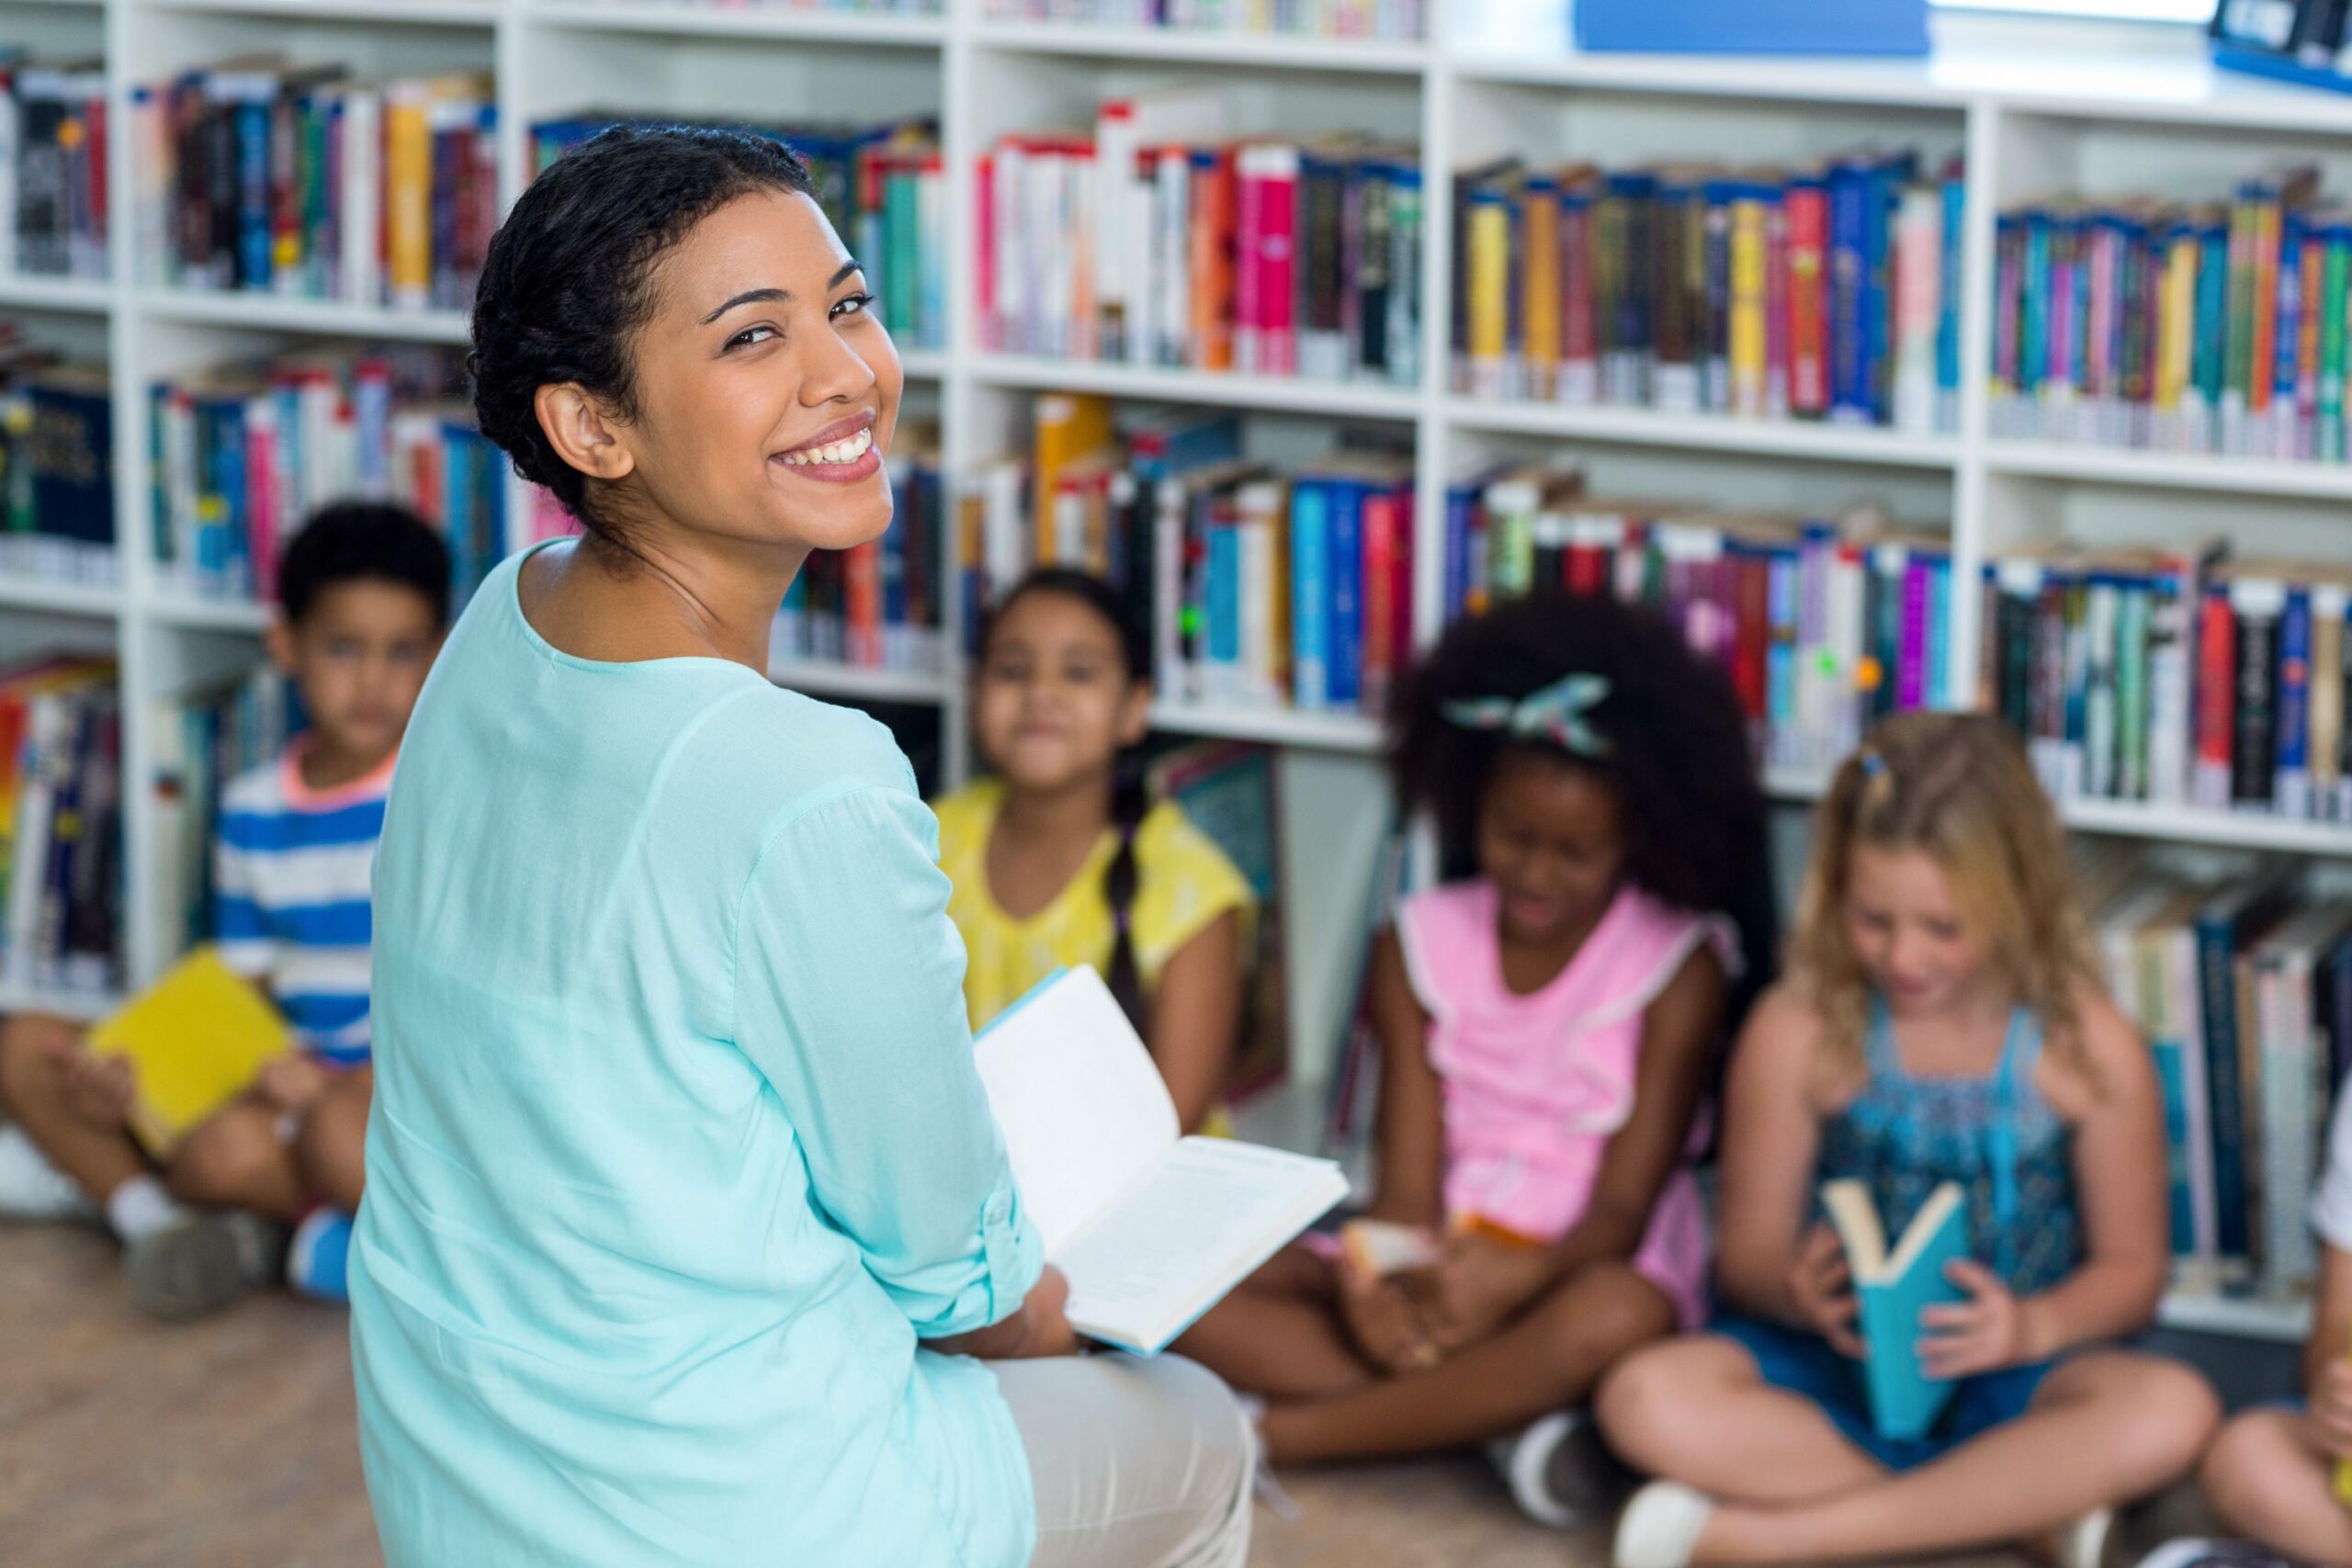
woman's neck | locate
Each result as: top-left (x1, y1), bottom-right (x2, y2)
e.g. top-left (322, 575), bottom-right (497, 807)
top-left (525, 528), bottom-right (808, 671)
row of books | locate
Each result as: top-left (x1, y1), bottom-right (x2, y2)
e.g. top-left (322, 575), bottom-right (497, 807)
top-left (1442, 466), bottom-right (1951, 774)
top-left (1992, 168), bottom-right (2352, 462)
top-left (152, 667), bottom-right (291, 957)
top-left (561, 0), bottom-right (940, 12)
top-left (980, 0), bottom-right (1422, 39)
top-left (1454, 153), bottom-right (1964, 433)
top-left (2087, 852), bottom-right (2352, 1303)
top-left (774, 425), bottom-right (948, 673)
top-left (1981, 542), bottom-right (2352, 823)
top-left (0, 659), bottom-right (120, 998)
top-left (2, 53), bottom-right (108, 281)
top-left (534, 113), bottom-right (946, 351)
top-left (135, 62), bottom-right (497, 313)
top-left (962, 394), bottom-right (1418, 712)
top-left (0, 326), bottom-right (113, 584)
top-left (980, 93), bottom-right (1423, 386)
top-left (148, 344), bottom-right (509, 612)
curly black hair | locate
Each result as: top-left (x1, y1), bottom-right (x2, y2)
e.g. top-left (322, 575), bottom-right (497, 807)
top-left (277, 501), bottom-right (451, 630)
top-left (1389, 592), bottom-right (1773, 965)
top-left (468, 124), bottom-right (818, 536)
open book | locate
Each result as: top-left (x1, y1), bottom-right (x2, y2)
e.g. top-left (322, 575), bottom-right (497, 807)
top-left (973, 966), bottom-right (1349, 1354)
top-left (1819, 1178), bottom-right (1969, 1441)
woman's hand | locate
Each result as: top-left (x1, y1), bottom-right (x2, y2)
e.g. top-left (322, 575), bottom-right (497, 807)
top-left (1784, 1224), bottom-right (1864, 1358)
top-left (1415, 1232), bottom-right (1554, 1353)
top-left (1337, 1267), bottom-right (1437, 1374)
top-left (926, 1267), bottom-right (1077, 1361)
top-left (1918, 1258), bottom-right (2036, 1380)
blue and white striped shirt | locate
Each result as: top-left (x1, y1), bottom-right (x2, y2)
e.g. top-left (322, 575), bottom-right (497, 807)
top-left (213, 745), bottom-right (393, 1068)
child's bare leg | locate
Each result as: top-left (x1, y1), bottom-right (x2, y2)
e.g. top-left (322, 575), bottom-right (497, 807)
top-left (1597, 1336), bottom-right (1886, 1506)
top-left (296, 1066), bottom-right (370, 1212)
top-left (167, 1097), bottom-right (306, 1220)
top-left (1173, 1244), bottom-right (1376, 1400)
top-left (1680, 1350), bottom-right (2219, 1564)
top-left (0, 1013), bottom-right (144, 1202)
top-left (2201, 1406), bottom-right (2352, 1564)
top-left (1259, 1261), bottom-right (1674, 1466)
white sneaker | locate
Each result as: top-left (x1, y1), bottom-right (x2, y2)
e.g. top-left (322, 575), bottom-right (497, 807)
top-left (2062, 1506), bottom-right (2113, 1568)
top-left (0, 1122), bottom-right (93, 1221)
top-left (1490, 1409), bottom-right (1620, 1529)
top-left (2132, 1541), bottom-right (2311, 1568)
top-left (1613, 1479), bottom-right (1714, 1568)
top-left (126, 1210), bottom-right (285, 1321)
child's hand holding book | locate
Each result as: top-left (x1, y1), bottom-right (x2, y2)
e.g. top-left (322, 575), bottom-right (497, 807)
top-left (1785, 1222), bottom-right (1864, 1358)
top-left (1917, 1258), bottom-right (2034, 1381)
top-left (1416, 1229), bottom-right (1555, 1354)
top-left (2316, 1349), bottom-right (2352, 1502)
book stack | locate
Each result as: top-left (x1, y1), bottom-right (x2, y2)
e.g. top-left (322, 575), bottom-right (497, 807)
top-left (1991, 166), bottom-right (2352, 462)
top-left (960, 395), bottom-right (1419, 714)
top-left (774, 422), bottom-right (947, 674)
top-left (148, 344), bottom-right (509, 612)
top-left (534, 114), bottom-right (946, 352)
top-left (980, 94), bottom-right (1423, 387)
top-left (1977, 541), bottom-right (2352, 823)
top-left (1453, 153), bottom-right (1963, 434)
top-left (1444, 465), bottom-right (1952, 773)
top-left (150, 667), bottom-right (292, 960)
top-left (1, 658), bottom-right (121, 998)
top-left (2, 52), bottom-right (109, 281)
top-left (0, 329), bottom-right (114, 584)
top-left (2086, 852), bottom-right (2352, 1304)
top-left (135, 62), bottom-right (497, 312)
top-left (981, 0), bottom-right (1423, 40)
top-left (563, 0), bottom-right (942, 12)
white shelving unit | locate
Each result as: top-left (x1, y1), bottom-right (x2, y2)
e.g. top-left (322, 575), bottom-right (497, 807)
top-left (6, 0), bottom-right (2351, 1338)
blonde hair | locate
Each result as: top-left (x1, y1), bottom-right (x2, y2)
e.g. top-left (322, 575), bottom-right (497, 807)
top-left (1790, 712), bottom-right (2101, 1083)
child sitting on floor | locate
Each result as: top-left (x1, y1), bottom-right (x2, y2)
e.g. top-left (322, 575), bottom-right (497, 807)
top-left (0, 502), bottom-right (448, 1316)
top-left (1177, 592), bottom-right (1770, 1528)
top-left (1598, 713), bottom-right (2220, 1568)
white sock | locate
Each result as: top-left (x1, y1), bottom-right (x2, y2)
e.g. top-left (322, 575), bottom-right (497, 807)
top-left (104, 1174), bottom-right (185, 1243)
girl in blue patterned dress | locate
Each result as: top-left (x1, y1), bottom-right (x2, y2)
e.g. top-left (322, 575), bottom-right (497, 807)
top-left (1597, 714), bottom-right (2219, 1568)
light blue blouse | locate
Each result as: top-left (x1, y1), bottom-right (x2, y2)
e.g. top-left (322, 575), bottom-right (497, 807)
top-left (351, 546), bottom-right (1046, 1567)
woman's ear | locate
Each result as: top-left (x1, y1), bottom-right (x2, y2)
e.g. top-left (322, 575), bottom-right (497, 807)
top-left (1116, 679), bottom-right (1154, 748)
top-left (535, 383), bottom-right (636, 483)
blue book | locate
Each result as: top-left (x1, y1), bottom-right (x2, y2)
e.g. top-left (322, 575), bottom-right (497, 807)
top-left (1289, 479), bottom-right (1331, 710)
top-left (2197, 871), bottom-right (2295, 1268)
top-left (1859, 153), bottom-right (1914, 424)
top-left (1327, 476), bottom-right (1368, 711)
top-left (2278, 208), bottom-right (2308, 434)
top-left (1820, 1178), bottom-right (1967, 1441)
top-left (1827, 159), bottom-right (1870, 422)
top-left (1937, 175), bottom-right (1965, 416)
top-left (1205, 518), bottom-right (1241, 689)
top-left (2151, 1037), bottom-right (2197, 1258)
top-left (2278, 584), bottom-right (2314, 816)
top-left (235, 97), bottom-right (273, 290)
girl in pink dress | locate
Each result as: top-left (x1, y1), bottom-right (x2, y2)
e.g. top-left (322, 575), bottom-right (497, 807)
top-left (1177, 593), bottom-right (1771, 1522)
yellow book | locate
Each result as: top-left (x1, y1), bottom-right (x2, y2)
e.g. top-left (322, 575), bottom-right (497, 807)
top-left (1730, 191), bottom-right (1769, 417)
top-left (385, 80), bottom-right (433, 311)
top-left (86, 947), bottom-right (290, 1157)
top-left (1521, 183), bottom-right (1561, 400)
top-left (1031, 392), bottom-right (1114, 557)
top-left (1467, 197), bottom-right (1510, 393)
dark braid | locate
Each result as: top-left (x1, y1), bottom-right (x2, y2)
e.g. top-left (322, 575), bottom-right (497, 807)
top-left (978, 567), bottom-right (1154, 1029)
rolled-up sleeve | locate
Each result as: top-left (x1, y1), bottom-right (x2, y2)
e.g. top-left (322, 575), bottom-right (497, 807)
top-left (731, 781), bottom-right (1044, 1338)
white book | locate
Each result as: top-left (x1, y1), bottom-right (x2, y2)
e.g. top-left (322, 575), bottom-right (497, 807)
top-left (974, 966), bottom-right (1347, 1355)
top-left (340, 87), bottom-right (381, 308)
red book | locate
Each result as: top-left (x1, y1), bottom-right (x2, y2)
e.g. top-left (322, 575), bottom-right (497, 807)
top-left (1736, 552), bottom-right (1770, 724)
top-left (974, 152), bottom-right (995, 350)
top-left (1785, 180), bottom-right (1829, 415)
top-left (1391, 487), bottom-right (1416, 675)
top-left (247, 400), bottom-right (280, 605)
top-left (1361, 487), bottom-right (1398, 711)
top-left (1250, 144), bottom-right (1299, 377)
top-left (2195, 581), bottom-right (2235, 805)
top-left (1559, 197), bottom-right (1595, 399)
top-left (845, 539), bottom-right (884, 667)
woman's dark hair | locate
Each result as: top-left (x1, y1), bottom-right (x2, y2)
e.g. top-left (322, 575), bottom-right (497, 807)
top-left (978, 569), bottom-right (1155, 1028)
top-left (1389, 592), bottom-right (1777, 1023)
top-left (468, 124), bottom-right (819, 538)
top-left (278, 501), bottom-right (452, 630)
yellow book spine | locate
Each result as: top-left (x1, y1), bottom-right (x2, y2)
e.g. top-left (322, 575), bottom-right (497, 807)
top-left (1468, 198), bottom-right (1509, 390)
top-left (1730, 197), bottom-right (1768, 417)
top-left (2157, 232), bottom-right (2197, 416)
top-left (1522, 191), bottom-right (1561, 400)
top-left (386, 85), bottom-right (432, 311)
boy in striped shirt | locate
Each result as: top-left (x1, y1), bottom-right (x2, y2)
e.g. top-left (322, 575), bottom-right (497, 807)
top-left (0, 504), bottom-right (447, 1317)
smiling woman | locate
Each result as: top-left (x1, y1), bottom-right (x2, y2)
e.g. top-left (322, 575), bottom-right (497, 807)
top-left (347, 127), bottom-right (1254, 1568)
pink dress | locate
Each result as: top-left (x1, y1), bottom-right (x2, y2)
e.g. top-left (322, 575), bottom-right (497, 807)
top-left (1396, 880), bottom-right (1734, 1329)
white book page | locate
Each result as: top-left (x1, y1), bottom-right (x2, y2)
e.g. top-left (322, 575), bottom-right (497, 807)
top-left (973, 967), bottom-right (1178, 1255)
top-left (1059, 1137), bottom-right (1348, 1351)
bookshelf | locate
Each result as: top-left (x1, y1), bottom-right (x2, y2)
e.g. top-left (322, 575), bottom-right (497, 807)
top-left (6, 0), bottom-right (2352, 1337)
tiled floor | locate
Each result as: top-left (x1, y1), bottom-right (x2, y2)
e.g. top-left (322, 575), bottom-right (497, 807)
top-left (0, 1221), bottom-right (2180, 1568)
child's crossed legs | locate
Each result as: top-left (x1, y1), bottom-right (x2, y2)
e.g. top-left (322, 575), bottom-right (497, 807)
top-left (171, 1058), bottom-right (370, 1218)
top-left (2200, 1405), bottom-right (2352, 1566)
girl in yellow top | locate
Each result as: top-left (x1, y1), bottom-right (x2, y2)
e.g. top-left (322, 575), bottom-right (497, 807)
top-left (936, 569), bottom-right (1253, 1134)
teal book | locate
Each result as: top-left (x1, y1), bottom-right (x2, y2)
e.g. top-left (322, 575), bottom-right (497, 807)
top-left (1821, 1178), bottom-right (1969, 1441)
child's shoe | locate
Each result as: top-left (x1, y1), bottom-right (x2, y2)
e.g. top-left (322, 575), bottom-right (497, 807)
top-left (1612, 1479), bottom-right (1714, 1568)
top-left (2058, 1506), bottom-right (2113, 1568)
top-left (2132, 1542), bottom-right (2316, 1568)
top-left (127, 1209), bottom-right (284, 1320)
top-left (1489, 1408), bottom-right (1623, 1529)
top-left (0, 1123), bottom-right (93, 1221)
top-left (286, 1207), bottom-right (354, 1303)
